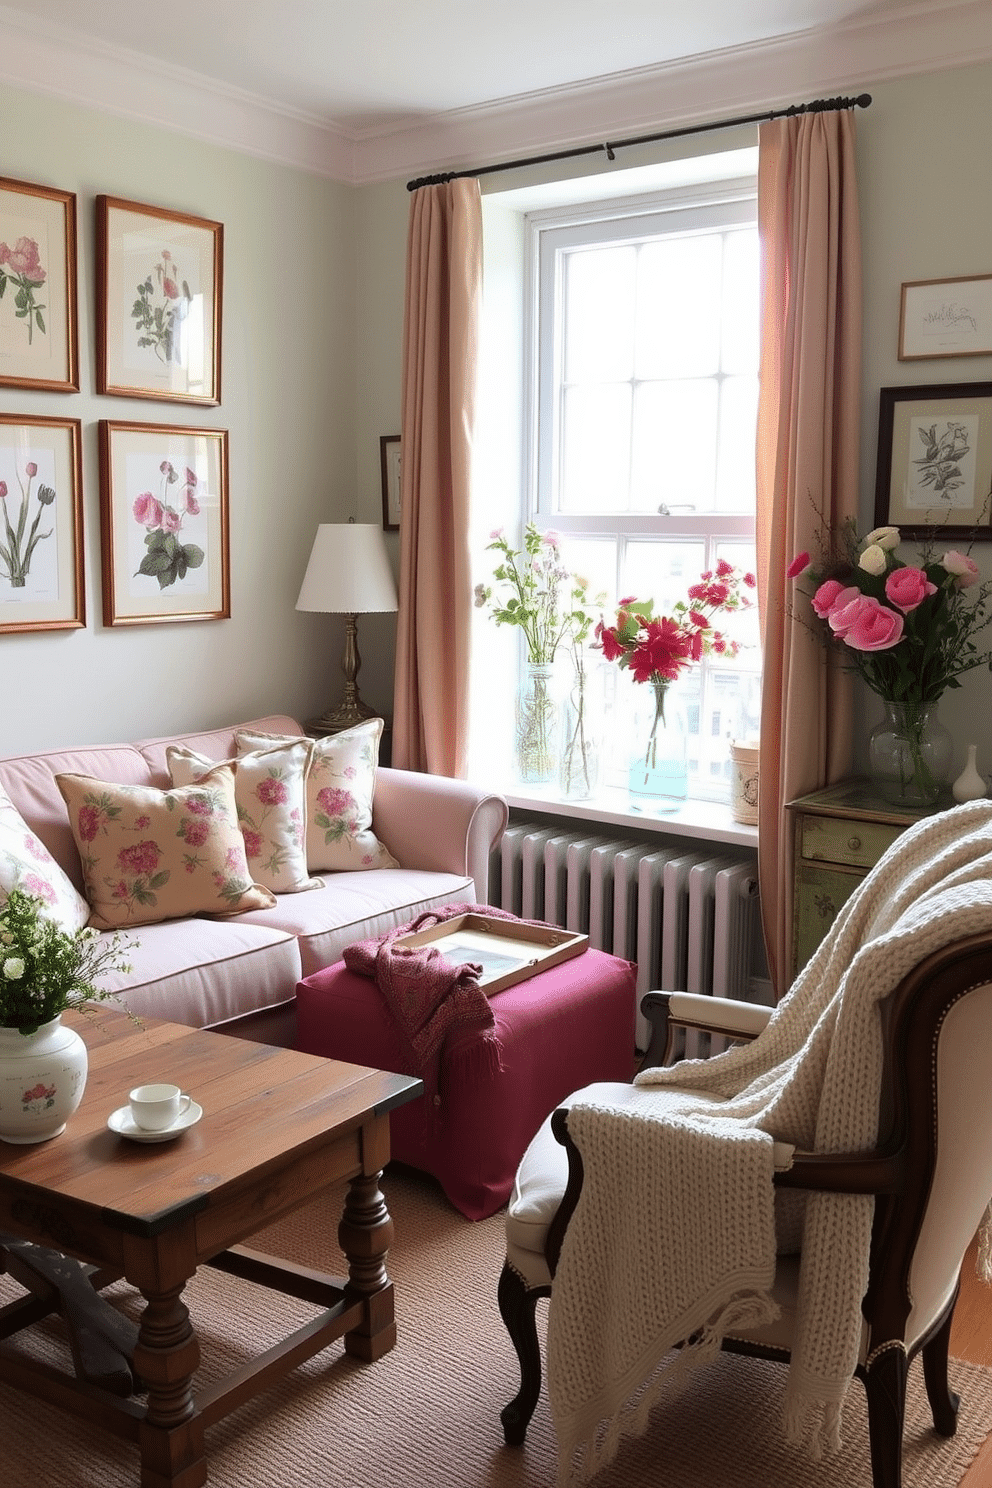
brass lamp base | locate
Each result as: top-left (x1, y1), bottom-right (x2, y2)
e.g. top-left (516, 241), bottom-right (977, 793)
top-left (308, 612), bottom-right (379, 737)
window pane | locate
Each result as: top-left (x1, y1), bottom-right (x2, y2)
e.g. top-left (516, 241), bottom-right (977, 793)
top-left (560, 383), bottom-right (631, 512)
top-left (554, 536), bottom-right (617, 616)
top-left (631, 380), bottom-right (718, 513)
top-left (635, 236), bottom-right (722, 379)
top-left (715, 375), bottom-right (759, 513)
top-left (721, 230), bottom-right (759, 374)
top-left (622, 540), bottom-right (706, 607)
top-left (563, 245), bottom-right (635, 384)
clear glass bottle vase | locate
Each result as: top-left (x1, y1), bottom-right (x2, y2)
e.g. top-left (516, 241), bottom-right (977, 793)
top-left (868, 698), bottom-right (953, 807)
top-left (559, 653), bottom-right (602, 800)
top-left (627, 677), bottom-right (688, 811)
top-left (514, 660), bottom-right (558, 785)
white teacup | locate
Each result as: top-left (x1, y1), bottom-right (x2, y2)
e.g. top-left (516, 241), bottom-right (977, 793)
top-left (128, 1083), bottom-right (192, 1132)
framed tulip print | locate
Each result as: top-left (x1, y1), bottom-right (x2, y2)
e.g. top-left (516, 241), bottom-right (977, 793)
top-left (874, 382), bottom-right (992, 539)
top-left (96, 196), bottom-right (223, 405)
top-left (0, 176), bottom-right (78, 393)
top-left (99, 420), bottom-right (229, 626)
top-left (0, 414), bottom-right (84, 633)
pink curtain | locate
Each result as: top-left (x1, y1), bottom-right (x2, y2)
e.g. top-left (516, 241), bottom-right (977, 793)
top-left (392, 179), bottom-right (483, 777)
top-left (755, 111), bottom-right (862, 998)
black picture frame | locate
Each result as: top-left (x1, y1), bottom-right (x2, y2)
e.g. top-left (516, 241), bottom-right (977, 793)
top-left (873, 381), bottom-right (992, 539)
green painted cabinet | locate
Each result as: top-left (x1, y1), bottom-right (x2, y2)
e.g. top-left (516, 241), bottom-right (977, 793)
top-left (787, 779), bottom-right (944, 977)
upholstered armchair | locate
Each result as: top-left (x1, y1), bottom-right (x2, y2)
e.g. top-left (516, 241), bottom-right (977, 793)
top-left (498, 932), bottom-right (992, 1488)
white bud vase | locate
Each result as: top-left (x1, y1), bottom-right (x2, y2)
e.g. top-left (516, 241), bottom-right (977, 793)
top-left (952, 743), bottom-right (987, 803)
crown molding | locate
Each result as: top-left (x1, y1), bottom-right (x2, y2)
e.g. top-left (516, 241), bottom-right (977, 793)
top-left (0, 0), bottom-right (989, 186)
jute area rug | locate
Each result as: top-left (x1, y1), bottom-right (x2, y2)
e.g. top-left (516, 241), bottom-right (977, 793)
top-left (2, 1165), bottom-right (992, 1488)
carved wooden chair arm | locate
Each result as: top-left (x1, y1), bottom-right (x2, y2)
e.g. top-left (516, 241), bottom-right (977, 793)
top-left (640, 990), bottom-right (773, 1069)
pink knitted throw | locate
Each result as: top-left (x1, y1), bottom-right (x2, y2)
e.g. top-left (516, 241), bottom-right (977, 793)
top-left (343, 902), bottom-right (526, 1114)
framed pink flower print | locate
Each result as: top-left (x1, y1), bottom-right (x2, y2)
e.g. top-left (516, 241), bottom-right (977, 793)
top-left (96, 196), bottom-right (223, 405)
top-left (0, 176), bottom-right (78, 393)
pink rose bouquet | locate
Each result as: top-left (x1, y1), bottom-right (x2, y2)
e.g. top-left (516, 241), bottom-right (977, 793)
top-left (788, 521), bottom-right (992, 705)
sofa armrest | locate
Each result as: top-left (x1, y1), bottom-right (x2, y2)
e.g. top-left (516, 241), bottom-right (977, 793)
top-left (372, 768), bottom-right (508, 901)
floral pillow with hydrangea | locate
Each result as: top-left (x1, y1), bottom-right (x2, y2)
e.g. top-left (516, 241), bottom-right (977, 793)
top-left (0, 783), bottom-right (91, 934)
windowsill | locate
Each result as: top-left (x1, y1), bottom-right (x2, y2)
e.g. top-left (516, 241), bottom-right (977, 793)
top-left (489, 779), bottom-right (759, 850)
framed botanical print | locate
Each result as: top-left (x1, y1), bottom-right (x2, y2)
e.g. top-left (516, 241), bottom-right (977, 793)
top-left (899, 275), bottom-right (992, 361)
top-left (874, 382), bottom-right (992, 538)
top-left (380, 434), bottom-right (401, 530)
top-left (0, 177), bottom-right (78, 393)
top-left (96, 196), bottom-right (223, 405)
top-left (99, 420), bottom-right (229, 626)
top-left (0, 414), bottom-right (84, 633)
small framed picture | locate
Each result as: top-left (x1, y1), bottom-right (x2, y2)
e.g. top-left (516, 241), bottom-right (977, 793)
top-left (874, 381), bottom-right (992, 538)
top-left (99, 420), bottom-right (230, 626)
top-left (0, 414), bottom-right (84, 633)
top-left (380, 434), bottom-right (401, 531)
top-left (899, 275), bottom-right (992, 361)
top-left (96, 196), bottom-right (223, 405)
top-left (0, 176), bottom-right (78, 393)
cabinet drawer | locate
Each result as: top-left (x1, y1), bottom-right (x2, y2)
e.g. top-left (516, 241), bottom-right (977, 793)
top-left (799, 814), bottom-right (903, 869)
top-left (793, 864), bottom-right (863, 975)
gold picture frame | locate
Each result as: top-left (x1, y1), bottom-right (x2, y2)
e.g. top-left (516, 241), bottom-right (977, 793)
top-left (97, 196), bottom-right (223, 405)
top-left (99, 420), bottom-right (230, 626)
top-left (898, 274), bottom-right (992, 361)
top-left (0, 414), bottom-right (84, 633)
top-left (0, 176), bottom-right (78, 393)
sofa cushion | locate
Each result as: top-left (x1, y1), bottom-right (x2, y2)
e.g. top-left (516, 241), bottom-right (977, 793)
top-left (56, 765), bottom-right (277, 929)
top-left (0, 783), bottom-right (91, 932)
top-left (89, 915), bottom-right (303, 1029)
top-left (235, 721), bottom-right (398, 874)
top-left (167, 740), bottom-right (320, 895)
top-left (233, 867), bottom-right (476, 977)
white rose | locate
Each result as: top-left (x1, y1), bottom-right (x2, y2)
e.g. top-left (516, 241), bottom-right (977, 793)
top-left (858, 544), bottom-right (888, 576)
top-left (2, 957), bottom-right (25, 980)
top-left (864, 525), bottom-right (901, 551)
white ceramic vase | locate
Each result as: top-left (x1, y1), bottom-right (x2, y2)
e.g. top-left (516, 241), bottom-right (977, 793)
top-left (0, 1015), bottom-right (88, 1144)
top-left (952, 743), bottom-right (988, 803)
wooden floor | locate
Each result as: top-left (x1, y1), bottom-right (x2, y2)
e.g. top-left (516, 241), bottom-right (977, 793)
top-left (951, 1236), bottom-right (992, 1486)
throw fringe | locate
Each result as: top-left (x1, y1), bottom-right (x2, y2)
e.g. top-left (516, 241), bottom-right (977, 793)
top-left (556, 1291), bottom-right (780, 1487)
top-left (978, 1202), bottom-right (992, 1285)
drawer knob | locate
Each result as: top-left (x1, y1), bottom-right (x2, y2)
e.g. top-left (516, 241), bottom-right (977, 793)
top-left (847, 834), bottom-right (862, 852)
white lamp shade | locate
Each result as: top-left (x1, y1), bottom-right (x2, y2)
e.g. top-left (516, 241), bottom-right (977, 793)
top-left (296, 523), bottom-right (399, 614)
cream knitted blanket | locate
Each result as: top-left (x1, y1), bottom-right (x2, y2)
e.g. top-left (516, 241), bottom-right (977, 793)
top-left (546, 800), bottom-right (992, 1485)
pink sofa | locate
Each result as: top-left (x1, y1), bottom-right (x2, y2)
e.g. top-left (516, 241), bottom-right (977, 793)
top-left (0, 715), bottom-right (508, 1048)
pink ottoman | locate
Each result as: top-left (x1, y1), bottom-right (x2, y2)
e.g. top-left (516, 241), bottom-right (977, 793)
top-left (295, 947), bottom-right (637, 1221)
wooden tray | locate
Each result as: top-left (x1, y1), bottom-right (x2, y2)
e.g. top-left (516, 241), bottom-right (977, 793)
top-left (392, 913), bottom-right (588, 996)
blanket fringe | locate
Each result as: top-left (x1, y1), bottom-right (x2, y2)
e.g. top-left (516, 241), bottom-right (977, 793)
top-left (978, 1201), bottom-right (992, 1285)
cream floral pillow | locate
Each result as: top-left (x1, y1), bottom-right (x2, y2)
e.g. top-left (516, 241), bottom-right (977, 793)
top-left (0, 784), bottom-right (91, 933)
top-left (167, 740), bottom-right (320, 894)
top-left (56, 764), bottom-right (277, 929)
top-left (235, 720), bottom-right (398, 873)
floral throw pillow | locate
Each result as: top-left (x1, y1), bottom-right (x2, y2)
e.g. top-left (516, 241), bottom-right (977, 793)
top-left (235, 720), bottom-right (398, 873)
top-left (0, 784), bottom-right (91, 933)
top-left (56, 764), bottom-right (277, 929)
top-left (166, 741), bottom-right (321, 895)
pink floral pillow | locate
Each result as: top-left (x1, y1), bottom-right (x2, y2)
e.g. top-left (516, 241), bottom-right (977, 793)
top-left (56, 764), bottom-right (277, 929)
top-left (235, 720), bottom-right (398, 873)
top-left (166, 740), bottom-right (320, 895)
top-left (0, 784), bottom-right (91, 933)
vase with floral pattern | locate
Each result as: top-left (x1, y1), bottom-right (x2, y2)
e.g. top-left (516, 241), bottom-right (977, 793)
top-left (0, 1014), bottom-right (88, 1144)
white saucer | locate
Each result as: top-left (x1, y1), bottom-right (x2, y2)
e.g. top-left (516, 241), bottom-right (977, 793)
top-left (107, 1101), bottom-right (203, 1143)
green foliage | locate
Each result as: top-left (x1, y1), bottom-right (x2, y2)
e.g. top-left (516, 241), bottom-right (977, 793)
top-left (0, 889), bottom-right (135, 1036)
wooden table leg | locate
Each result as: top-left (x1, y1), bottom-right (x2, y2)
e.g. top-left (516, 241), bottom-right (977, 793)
top-left (133, 1281), bottom-right (206, 1488)
top-left (338, 1169), bottom-right (396, 1362)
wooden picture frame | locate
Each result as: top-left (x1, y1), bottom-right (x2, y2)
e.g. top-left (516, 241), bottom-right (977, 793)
top-left (0, 177), bottom-right (78, 393)
top-left (99, 420), bottom-right (229, 626)
top-left (0, 414), bottom-right (84, 633)
top-left (96, 196), bottom-right (223, 405)
top-left (380, 434), bottom-right (401, 531)
top-left (899, 275), bottom-right (992, 361)
top-left (874, 382), bottom-right (992, 538)
top-left (391, 912), bottom-right (588, 996)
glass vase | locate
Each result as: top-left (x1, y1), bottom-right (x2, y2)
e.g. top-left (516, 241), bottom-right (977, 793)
top-left (515, 661), bottom-right (558, 785)
top-left (868, 699), bottom-right (953, 807)
top-left (628, 677), bottom-right (688, 812)
top-left (559, 655), bottom-right (602, 800)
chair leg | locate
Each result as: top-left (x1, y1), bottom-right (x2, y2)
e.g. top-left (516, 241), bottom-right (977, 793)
top-left (863, 1345), bottom-right (909, 1488)
top-left (921, 1305), bottom-right (961, 1438)
top-left (497, 1261), bottom-right (548, 1446)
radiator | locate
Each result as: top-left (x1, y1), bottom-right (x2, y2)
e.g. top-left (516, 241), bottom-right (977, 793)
top-left (490, 819), bottom-right (767, 1052)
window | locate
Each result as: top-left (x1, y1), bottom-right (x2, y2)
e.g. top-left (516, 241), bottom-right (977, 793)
top-left (524, 175), bottom-right (761, 798)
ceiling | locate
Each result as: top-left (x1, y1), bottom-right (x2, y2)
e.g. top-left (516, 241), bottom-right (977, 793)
top-left (1, 0), bottom-right (990, 181)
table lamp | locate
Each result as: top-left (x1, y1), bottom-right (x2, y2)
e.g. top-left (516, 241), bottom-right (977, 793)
top-left (296, 522), bottom-right (399, 732)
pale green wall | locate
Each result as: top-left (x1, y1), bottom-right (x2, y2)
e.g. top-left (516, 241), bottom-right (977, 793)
top-left (0, 84), bottom-right (390, 756)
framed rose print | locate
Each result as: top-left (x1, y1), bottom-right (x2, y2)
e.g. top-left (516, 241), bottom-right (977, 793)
top-left (0, 414), bottom-right (84, 633)
top-left (99, 420), bottom-right (229, 626)
top-left (874, 381), bottom-right (992, 539)
top-left (0, 177), bottom-right (78, 393)
top-left (97, 196), bottom-right (223, 405)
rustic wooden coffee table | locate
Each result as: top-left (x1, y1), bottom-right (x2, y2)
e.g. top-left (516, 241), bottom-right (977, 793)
top-left (0, 1010), bottom-right (421, 1488)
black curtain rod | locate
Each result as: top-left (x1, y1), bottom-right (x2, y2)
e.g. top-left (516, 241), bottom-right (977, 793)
top-left (406, 92), bottom-right (871, 191)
